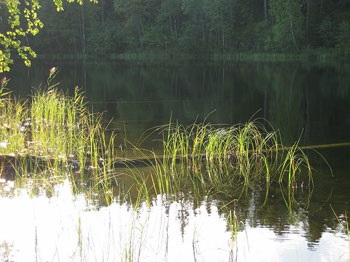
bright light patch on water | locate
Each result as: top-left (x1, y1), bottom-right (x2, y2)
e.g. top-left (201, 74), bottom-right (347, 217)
top-left (0, 180), bottom-right (348, 261)
top-left (235, 225), bottom-right (348, 262)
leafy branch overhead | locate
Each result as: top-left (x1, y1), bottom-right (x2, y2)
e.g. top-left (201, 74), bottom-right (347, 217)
top-left (0, 0), bottom-right (98, 73)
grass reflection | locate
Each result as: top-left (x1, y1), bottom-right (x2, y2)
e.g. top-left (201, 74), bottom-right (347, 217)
top-left (0, 71), bottom-right (327, 258)
top-left (137, 119), bottom-right (313, 213)
top-left (0, 70), bottom-right (315, 210)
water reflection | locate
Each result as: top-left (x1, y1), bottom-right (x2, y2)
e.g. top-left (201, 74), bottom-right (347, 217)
top-left (85, 62), bottom-right (350, 147)
top-left (8, 60), bottom-right (350, 147)
top-left (0, 180), bottom-right (348, 261)
top-left (3, 60), bottom-right (350, 261)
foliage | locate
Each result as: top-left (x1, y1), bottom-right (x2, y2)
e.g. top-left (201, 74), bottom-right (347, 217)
top-left (1, 0), bottom-right (350, 70)
top-left (107, 0), bottom-right (350, 54)
top-left (319, 17), bottom-right (337, 47)
top-left (0, 69), bottom-right (117, 203)
top-left (130, 120), bottom-right (313, 211)
top-left (336, 20), bottom-right (350, 48)
top-left (269, 0), bottom-right (304, 50)
top-left (0, 0), bottom-right (98, 73)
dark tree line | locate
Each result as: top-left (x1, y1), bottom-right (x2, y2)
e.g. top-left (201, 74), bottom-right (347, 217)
top-left (30, 0), bottom-right (350, 57)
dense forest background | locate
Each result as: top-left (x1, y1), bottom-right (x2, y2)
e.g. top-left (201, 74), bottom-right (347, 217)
top-left (29, 0), bottom-right (350, 57)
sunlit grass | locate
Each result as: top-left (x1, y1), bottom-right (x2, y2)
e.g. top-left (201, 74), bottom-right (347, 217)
top-left (0, 70), bottom-right (345, 262)
top-left (146, 120), bottom-right (313, 210)
top-left (0, 69), bottom-right (315, 213)
top-left (0, 69), bottom-right (119, 203)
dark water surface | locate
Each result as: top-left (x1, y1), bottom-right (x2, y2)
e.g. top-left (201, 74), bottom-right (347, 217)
top-left (10, 60), bottom-right (350, 145)
top-left (3, 59), bottom-right (350, 261)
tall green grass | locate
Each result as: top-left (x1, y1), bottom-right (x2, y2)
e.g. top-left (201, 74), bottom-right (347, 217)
top-left (146, 120), bottom-right (313, 210)
top-left (0, 70), bottom-right (314, 211)
top-left (0, 69), bottom-right (118, 203)
top-left (0, 71), bottom-right (323, 261)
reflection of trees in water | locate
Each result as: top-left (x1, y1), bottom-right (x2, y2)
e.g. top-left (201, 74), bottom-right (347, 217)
top-left (265, 63), bottom-right (350, 145)
top-left (0, 241), bottom-right (14, 262)
top-left (75, 62), bottom-right (350, 147)
top-left (175, 183), bottom-right (345, 247)
top-left (142, 182), bottom-right (343, 248)
top-left (5, 60), bottom-right (349, 255)
top-left (9, 61), bottom-right (350, 147)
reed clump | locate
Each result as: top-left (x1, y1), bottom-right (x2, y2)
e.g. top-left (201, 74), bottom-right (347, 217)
top-left (0, 69), bottom-right (118, 200)
top-left (150, 120), bottom-right (312, 205)
top-left (0, 70), bottom-right (314, 210)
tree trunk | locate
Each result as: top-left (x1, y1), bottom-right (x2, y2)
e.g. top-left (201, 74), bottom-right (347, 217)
top-left (221, 17), bottom-right (225, 50)
top-left (174, 17), bottom-right (178, 39)
top-left (137, 16), bottom-right (144, 49)
top-left (288, 0), bottom-right (299, 50)
top-left (306, 0), bottom-right (309, 26)
top-left (81, 5), bottom-right (86, 55)
top-left (101, 0), bottom-right (105, 25)
top-left (289, 13), bottom-right (298, 50)
top-left (264, 0), bottom-right (267, 21)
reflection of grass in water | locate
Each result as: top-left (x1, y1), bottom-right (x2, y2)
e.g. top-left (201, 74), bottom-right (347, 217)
top-left (0, 69), bottom-right (118, 204)
top-left (347, 211), bottom-right (349, 232)
top-left (0, 241), bottom-right (14, 261)
top-left (331, 206), bottom-right (350, 261)
top-left (0, 70), bottom-right (313, 210)
top-left (228, 209), bottom-right (239, 258)
top-left (347, 212), bottom-right (350, 262)
top-left (142, 120), bottom-right (313, 212)
top-left (0, 71), bottom-right (318, 250)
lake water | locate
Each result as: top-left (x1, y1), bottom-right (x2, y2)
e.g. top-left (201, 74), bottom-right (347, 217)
top-left (1, 59), bottom-right (349, 261)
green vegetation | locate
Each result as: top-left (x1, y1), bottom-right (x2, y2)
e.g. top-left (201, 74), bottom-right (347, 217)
top-left (1, 0), bottom-right (350, 73)
top-left (0, 0), bottom-right (98, 73)
top-left (0, 68), bottom-right (117, 201)
top-left (0, 70), bottom-right (313, 210)
top-left (140, 120), bottom-right (312, 212)
top-left (34, 1), bottom-right (350, 60)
